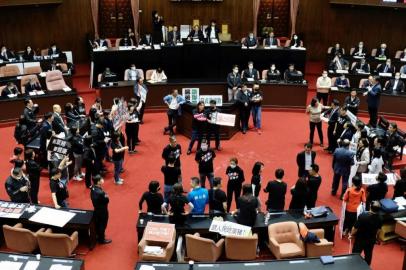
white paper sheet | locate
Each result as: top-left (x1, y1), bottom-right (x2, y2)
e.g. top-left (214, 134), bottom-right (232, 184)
top-left (23, 261), bottom-right (40, 270)
top-left (29, 207), bottom-right (76, 227)
top-left (0, 261), bottom-right (23, 270)
top-left (139, 265), bottom-right (155, 270)
top-left (49, 265), bottom-right (72, 270)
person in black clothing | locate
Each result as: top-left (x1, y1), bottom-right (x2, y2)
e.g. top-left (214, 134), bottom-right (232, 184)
top-left (50, 167), bottom-right (69, 208)
top-left (187, 102), bottom-right (207, 155)
top-left (23, 98), bottom-right (40, 131)
top-left (206, 100), bottom-right (221, 151)
top-left (9, 146), bottom-right (24, 168)
top-left (73, 96), bottom-right (86, 117)
top-left (83, 136), bottom-right (96, 188)
top-left (264, 168), bottom-right (287, 211)
top-left (91, 120), bottom-right (107, 176)
top-left (366, 172), bottom-right (388, 210)
top-left (195, 139), bottom-right (216, 189)
top-left (161, 154), bottom-right (182, 202)
top-left (289, 178), bottom-right (308, 211)
top-left (91, 175), bottom-right (112, 244)
top-left (225, 157), bottom-right (245, 212)
top-left (350, 201), bottom-right (382, 265)
top-left (162, 183), bottom-right (194, 225)
top-left (23, 45), bottom-right (35, 61)
top-left (251, 161), bottom-right (264, 197)
top-left (24, 149), bottom-right (41, 204)
top-left (65, 103), bottom-right (81, 128)
top-left (5, 167), bottom-right (30, 203)
top-left (393, 168), bottom-right (406, 199)
top-left (236, 84), bottom-right (252, 134)
top-left (324, 99), bottom-right (340, 153)
top-left (152, 11), bottom-right (164, 44)
top-left (208, 177), bottom-right (227, 215)
top-left (69, 127), bottom-right (84, 181)
top-left (334, 106), bottom-right (351, 145)
top-left (250, 84), bottom-right (263, 134)
top-left (296, 143), bottom-right (316, 177)
top-left (111, 132), bottom-right (128, 185)
top-left (125, 103), bottom-right (140, 154)
top-left (139, 180), bottom-right (164, 214)
top-left (306, 164), bottom-right (322, 208)
top-left (162, 136), bottom-right (182, 169)
top-left (384, 122), bottom-right (405, 170)
top-left (344, 90), bottom-right (360, 116)
top-left (234, 183), bottom-right (259, 227)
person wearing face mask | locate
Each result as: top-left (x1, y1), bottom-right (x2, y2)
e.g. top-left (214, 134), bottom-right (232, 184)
top-left (352, 41), bottom-right (367, 58)
top-left (163, 89), bottom-right (185, 135)
top-left (376, 59), bottom-right (394, 74)
top-left (362, 76), bottom-right (381, 128)
top-left (24, 77), bottom-right (42, 94)
top-left (290, 34), bottom-right (302, 48)
top-left (152, 11), bottom-right (164, 44)
top-left (187, 102), bottom-right (207, 155)
top-left (344, 89), bottom-right (360, 115)
top-left (236, 84), bottom-right (252, 134)
top-left (250, 84), bottom-right (263, 134)
top-left (400, 63), bottom-right (406, 75)
top-left (134, 78), bottom-right (148, 123)
top-left (0, 45), bottom-right (15, 61)
top-left (23, 45), bottom-right (35, 61)
top-left (384, 72), bottom-right (405, 94)
top-left (1, 82), bottom-right (20, 98)
top-left (167, 25), bottom-right (181, 45)
top-left (119, 34), bottom-right (134, 47)
top-left (264, 31), bottom-right (279, 47)
top-left (227, 65), bottom-right (242, 101)
top-left (188, 25), bottom-right (204, 41)
top-left (205, 100), bottom-right (222, 150)
top-left (330, 43), bottom-right (344, 56)
top-left (334, 74), bottom-right (350, 88)
top-left (316, 70), bottom-right (332, 105)
top-left (329, 53), bottom-right (349, 71)
top-left (48, 43), bottom-right (62, 57)
top-left (352, 58), bottom-right (370, 74)
top-left (242, 61), bottom-right (259, 82)
top-left (284, 64), bottom-right (303, 82)
top-left (195, 139), bottom-right (216, 189)
top-left (225, 157), bottom-right (245, 212)
top-left (205, 20), bottom-right (220, 42)
top-left (243, 32), bottom-right (258, 49)
top-left (125, 64), bottom-right (139, 81)
top-left (162, 136), bottom-right (182, 169)
top-left (383, 122), bottom-right (405, 170)
top-left (266, 63), bottom-right (281, 81)
top-left (375, 43), bottom-right (389, 59)
top-left (151, 67), bottom-right (167, 82)
top-left (140, 33), bottom-right (154, 47)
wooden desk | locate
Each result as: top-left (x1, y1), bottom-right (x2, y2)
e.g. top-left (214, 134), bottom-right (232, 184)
top-left (0, 252), bottom-right (84, 270)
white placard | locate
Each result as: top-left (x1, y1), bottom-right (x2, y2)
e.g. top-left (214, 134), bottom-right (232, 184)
top-left (29, 207), bottom-right (76, 227)
top-left (379, 72), bottom-right (393, 77)
top-left (362, 173), bottom-right (397, 186)
top-left (199, 95), bottom-right (223, 106)
top-left (335, 69), bottom-right (349, 74)
top-left (23, 261), bottom-right (40, 270)
top-left (209, 220), bottom-right (251, 236)
top-left (49, 265), bottom-right (72, 270)
top-left (0, 261), bottom-right (23, 270)
top-left (182, 88), bottom-right (199, 104)
top-left (211, 112), bottom-right (236, 127)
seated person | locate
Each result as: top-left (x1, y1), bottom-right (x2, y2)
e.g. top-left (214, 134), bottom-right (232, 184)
top-left (290, 33), bottom-right (303, 48)
top-left (167, 26), bottom-right (181, 45)
top-left (360, 75), bottom-right (374, 89)
top-left (187, 25), bottom-right (204, 41)
top-left (376, 59), bottom-right (395, 74)
top-left (384, 122), bottom-right (405, 170)
top-left (94, 35), bottom-right (108, 48)
top-left (242, 61), bottom-right (259, 81)
top-left (400, 64), bottom-right (406, 75)
top-left (1, 82), bottom-right (20, 97)
top-left (267, 63), bottom-right (281, 81)
top-left (243, 32), bottom-right (258, 49)
top-left (48, 43), bottom-right (63, 57)
top-left (284, 64), bottom-right (303, 81)
top-left (187, 177), bottom-right (208, 214)
top-left (334, 74), bottom-right (350, 88)
top-left (25, 77), bottom-right (42, 93)
top-left (125, 64), bottom-right (140, 81)
top-left (400, 48), bottom-right (406, 61)
top-left (264, 31), bottom-right (279, 47)
top-left (352, 41), bottom-right (367, 58)
top-left (151, 67), bottom-right (167, 82)
top-left (101, 67), bottom-right (117, 82)
top-left (0, 45), bottom-right (15, 61)
top-left (352, 58), bottom-right (370, 74)
top-left (139, 180), bottom-right (164, 214)
top-left (375, 43), bottom-right (389, 59)
top-left (47, 60), bottom-right (63, 72)
top-left (119, 34), bottom-right (133, 47)
top-left (366, 172), bottom-right (388, 210)
top-left (384, 72), bottom-right (405, 94)
top-left (140, 34), bottom-right (153, 47)
top-left (330, 43), bottom-right (344, 56)
top-left (329, 53), bottom-right (349, 71)
top-left (205, 20), bottom-right (220, 42)
top-left (23, 45), bottom-right (35, 61)
top-left (233, 183), bottom-right (259, 227)
top-left (127, 28), bottom-right (137, 46)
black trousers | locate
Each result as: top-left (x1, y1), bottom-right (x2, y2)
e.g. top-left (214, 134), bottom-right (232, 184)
top-left (352, 239), bottom-right (375, 265)
top-left (207, 127), bottom-right (220, 149)
top-left (316, 92), bottom-right (329, 106)
top-left (343, 211), bottom-right (357, 232)
top-left (125, 123), bottom-right (139, 151)
top-left (29, 175), bottom-right (40, 204)
top-left (84, 160), bottom-right (93, 188)
top-left (94, 209), bottom-right (109, 242)
top-left (306, 195), bottom-right (317, 209)
top-left (309, 121), bottom-right (324, 144)
top-left (165, 109), bottom-right (178, 134)
top-left (327, 123), bottom-right (337, 151)
top-left (139, 102), bottom-right (146, 121)
top-left (240, 106), bottom-right (251, 131)
top-left (368, 106), bottom-right (378, 128)
top-left (227, 181), bottom-right (242, 212)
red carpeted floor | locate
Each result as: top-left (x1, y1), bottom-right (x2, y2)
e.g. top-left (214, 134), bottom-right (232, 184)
top-left (0, 63), bottom-right (404, 270)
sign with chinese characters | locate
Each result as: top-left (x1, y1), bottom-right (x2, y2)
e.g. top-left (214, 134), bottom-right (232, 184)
top-left (47, 137), bottom-right (70, 157)
top-left (182, 88), bottom-right (199, 104)
top-left (144, 222), bottom-right (175, 243)
top-left (209, 220), bottom-right (251, 236)
top-left (199, 95), bottom-right (223, 106)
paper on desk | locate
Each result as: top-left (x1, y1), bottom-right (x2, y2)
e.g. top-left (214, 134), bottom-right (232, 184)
top-left (49, 265), bottom-right (72, 270)
top-left (62, 87), bottom-right (72, 92)
top-left (379, 72), bottom-right (392, 77)
top-left (29, 207), bottom-right (76, 227)
top-left (0, 261), bottom-right (23, 270)
top-left (23, 261), bottom-right (40, 270)
top-left (39, 72), bottom-right (46, 77)
top-left (394, 197), bottom-right (406, 206)
top-left (36, 91), bottom-right (45, 95)
top-left (139, 265), bottom-right (155, 270)
top-left (28, 92), bottom-right (37, 96)
top-left (153, 45), bottom-right (161, 50)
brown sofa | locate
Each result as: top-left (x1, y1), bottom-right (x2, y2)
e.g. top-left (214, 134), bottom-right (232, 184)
top-left (185, 233), bottom-right (224, 262)
top-left (298, 223), bottom-right (333, 257)
top-left (3, 223), bottom-right (45, 253)
top-left (225, 233), bottom-right (258, 260)
top-left (37, 229), bottom-right (79, 257)
top-left (138, 229), bottom-right (176, 262)
top-left (268, 221), bottom-right (305, 259)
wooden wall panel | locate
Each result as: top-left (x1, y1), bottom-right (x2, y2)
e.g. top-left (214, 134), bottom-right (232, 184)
top-left (0, 0), bottom-right (93, 62)
top-left (257, 0), bottom-right (290, 37)
top-left (296, 0), bottom-right (406, 60)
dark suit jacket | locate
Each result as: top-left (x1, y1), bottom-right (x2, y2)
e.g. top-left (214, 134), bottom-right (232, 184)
top-left (1, 86), bottom-right (19, 97)
top-left (332, 147), bottom-right (354, 175)
top-left (330, 47), bottom-right (344, 56)
top-left (0, 50), bottom-right (15, 61)
top-left (334, 78), bottom-right (350, 88)
top-left (296, 151), bottom-right (316, 177)
top-left (23, 107), bottom-right (37, 130)
top-left (167, 31), bottom-right (181, 44)
top-left (140, 36), bottom-right (153, 46)
top-left (96, 39), bottom-right (108, 47)
top-left (377, 64), bottom-right (394, 74)
top-left (352, 62), bottom-right (370, 73)
top-left (119, 38), bottom-right (133, 47)
top-left (25, 82), bottom-right (42, 93)
top-left (327, 107), bottom-right (339, 125)
top-left (338, 128), bottom-right (353, 142)
top-left (376, 48), bottom-right (389, 58)
top-left (267, 69), bottom-right (281, 80)
top-left (227, 73), bottom-right (242, 89)
top-left (366, 83), bottom-right (382, 109)
top-left (344, 95), bottom-right (360, 114)
top-left (244, 37), bottom-right (258, 47)
top-left (188, 30), bottom-right (204, 41)
top-left (52, 113), bottom-right (66, 135)
top-left (48, 48), bottom-right (62, 56)
top-left (242, 68), bottom-right (259, 81)
top-left (386, 79), bottom-right (405, 93)
top-left (352, 47), bottom-right (367, 57)
top-left (39, 120), bottom-right (52, 151)
top-left (23, 50), bottom-right (35, 61)
top-left (205, 26), bottom-right (220, 40)
top-left (264, 37), bottom-right (278, 46)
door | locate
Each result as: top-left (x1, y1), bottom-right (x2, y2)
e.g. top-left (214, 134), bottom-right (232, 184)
top-left (99, 0), bottom-right (134, 38)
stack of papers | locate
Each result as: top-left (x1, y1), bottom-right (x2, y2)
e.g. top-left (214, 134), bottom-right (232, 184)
top-left (7, 94), bottom-right (18, 98)
top-left (62, 87), bottom-right (72, 92)
top-left (144, 246), bottom-right (163, 255)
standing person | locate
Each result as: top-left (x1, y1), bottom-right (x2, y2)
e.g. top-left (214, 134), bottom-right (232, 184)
top-left (316, 70), bottom-right (332, 105)
top-left (50, 168), bottom-right (69, 208)
top-left (162, 183), bottom-right (194, 225)
top-left (187, 102), bottom-right (207, 155)
top-left (139, 180), bottom-right (164, 214)
top-left (289, 178), bottom-right (308, 211)
top-left (225, 157), bottom-right (245, 212)
top-left (70, 127), bottom-right (84, 181)
top-left (234, 183), bottom-right (260, 227)
top-left (324, 99), bottom-right (340, 154)
top-left (366, 172), bottom-right (388, 210)
top-left (206, 100), bottom-right (222, 150)
top-left (195, 139), bottom-right (216, 189)
top-left (384, 122), bottom-right (404, 170)
top-left (306, 97), bottom-right (329, 146)
top-left (368, 148), bottom-right (384, 174)
top-left (344, 90), bottom-right (361, 116)
top-left (208, 177), bottom-right (227, 215)
top-left (342, 176), bottom-right (366, 236)
top-left (334, 107), bottom-right (351, 149)
top-left (306, 164), bottom-right (322, 209)
top-left (332, 139), bottom-right (355, 199)
top-left (91, 120), bottom-right (107, 176)
top-left (152, 11), bottom-right (164, 44)
top-left (125, 104), bottom-right (140, 154)
top-left (163, 89), bottom-right (185, 135)
top-left (5, 167), bottom-right (30, 203)
top-left (91, 175), bottom-right (111, 244)
top-left (263, 168), bottom-right (287, 212)
top-left (236, 84), bottom-right (251, 134)
top-left (250, 84), bottom-right (263, 134)
top-left (111, 132), bottom-right (128, 185)
top-left (188, 177), bottom-right (209, 214)
top-left (227, 65), bottom-right (241, 101)
top-left (393, 168), bottom-right (406, 199)
top-left (161, 154), bottom-right (182, 202)
top-left (162, 136), bottom-right (182, 169)
top-left (363, 76), bottom-right (381, 128)
top-left (10, 147), bottom-right (24, 168)
top-left (296, 143), bottom-right (316, 178)
top-left (134, 78), bottom-right (148, 123)
top-left (24, 149), bottom-right (41, 204)
top-left (251, 161), bottom-right (264, 197)
top-left (83, 136), bottom-right (96, 189)
top-left (350, 201), bottom-right (382, 266)
top-left (356, 139), bottom-right (370, 174)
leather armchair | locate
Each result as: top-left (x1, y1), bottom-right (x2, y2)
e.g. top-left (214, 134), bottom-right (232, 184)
top-left (45, 70), bottom-right (68, 91)
top-left (3, 223), bottom-right (45, 253)
top-left (185, 233), bottom-right (224, 262)
top-left (138, 230), bottom-right (176, 262)
top-left (225, 233), bottom-right (258, 260)
top-left (298, 223), bottom-right (333, 257)
top-left (37, 228), bottom-right (79, 257)
top-left (268, 221), bottom-right (305, 259)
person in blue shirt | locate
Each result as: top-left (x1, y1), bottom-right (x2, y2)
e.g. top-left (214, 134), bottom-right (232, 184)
top-left (187, 177), bottom-right (209, 214)
top-left (163, 89), bottom-right (186, 135)
top-left (363, 76), bottom-right (381, 128)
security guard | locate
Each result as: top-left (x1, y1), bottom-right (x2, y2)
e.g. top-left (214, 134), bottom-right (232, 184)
top-left (90, 175), bottom-right (111, 244)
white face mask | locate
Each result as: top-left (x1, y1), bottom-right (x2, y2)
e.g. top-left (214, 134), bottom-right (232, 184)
top-left (201, 145), bottom-right (208, 151)
top-left (52, 47), bottom-right (56, 51)
top-left (271, 66), bottom-right (275, 71)
top-left (248, 65), bottom-right (253, 70)
top-left (395, 76), bottom-right (400, 80)
top-left (323, 74), bottom-right (327, 78)
top-left (131, 67), bottom-right (136, 71)
top-left (27, 48), bottom-right (31, 52)
top-left (233, 69), bottom-right (238, 74)
top-left (230, 164), bottom-right (236, 169)
top-left (294, 36), bottom-right (298, 40)
top-left (359, 44), bottom-right (363, 48)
